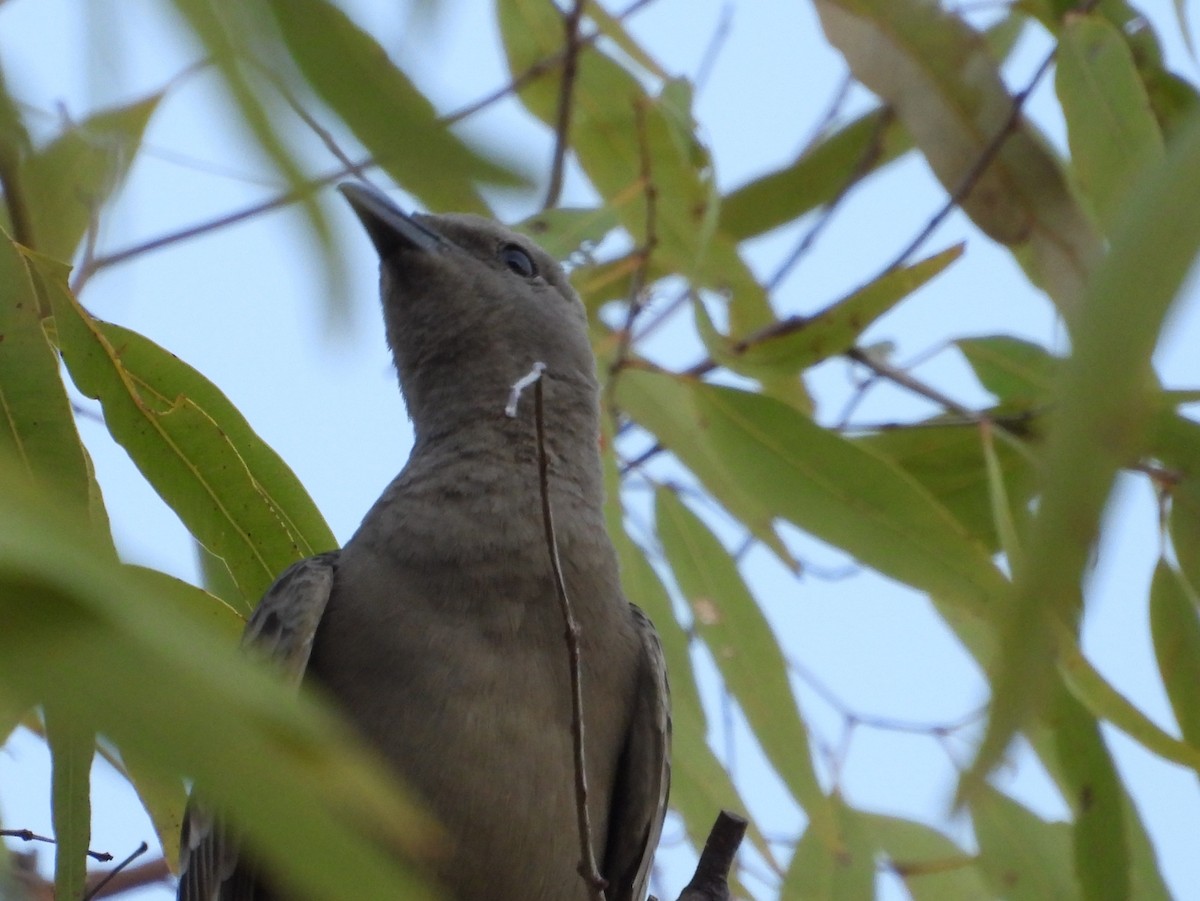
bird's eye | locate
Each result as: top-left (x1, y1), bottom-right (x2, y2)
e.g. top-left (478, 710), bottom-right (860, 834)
top-left (499, 244), bottom-right (537, 278)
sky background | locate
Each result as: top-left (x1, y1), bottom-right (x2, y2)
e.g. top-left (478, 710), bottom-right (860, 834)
top-left (2, 0), bottom-right (1200, 898)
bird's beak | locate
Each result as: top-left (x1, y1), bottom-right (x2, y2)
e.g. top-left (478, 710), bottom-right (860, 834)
top-left (338, 182), bottom-right (445, 257)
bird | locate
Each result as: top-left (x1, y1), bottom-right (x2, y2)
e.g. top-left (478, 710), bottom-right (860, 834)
top-left (176, 182), bottom-right (670, 901)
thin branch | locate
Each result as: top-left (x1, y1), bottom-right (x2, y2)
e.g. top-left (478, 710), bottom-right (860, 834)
top-left (840, 408), bottom-right (1042, 434)
top-left (70, 157), bottom-right (367, 290)
top-left (543, 0), bottom-right (587, 210)
top-left (258, 62), bottom-right (372, 184)
top-left (607, 96), bottom-right (659, 393)
top-left (0, 828), bottom-right (113, 862)
top-left (765, 106), bottom-right (895, 293)
top-left (620, 34), bottom-right (1064, 469)
top-left (525, 368), bottom-right (606, 901)
top-left (844, 346), bottom-right (976, 419)
top-left (72, 0), bottom-right (665, 288)
top-left (694, 4), bottom-right (734, 93)
top-left (875, 45), bottom-right (1057, 274)
top-left (83, 842), bottom-right (149, 901)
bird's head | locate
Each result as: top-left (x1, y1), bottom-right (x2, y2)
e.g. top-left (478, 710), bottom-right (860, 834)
top-left (339, 183), bottom-right (598, 439)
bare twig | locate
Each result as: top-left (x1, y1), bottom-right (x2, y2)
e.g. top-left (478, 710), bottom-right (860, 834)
top-left (72, 0), bottom-right (664, 289)
top-left (841, 408), bottom-right (1041, 434)
top-left (526, 368), bottom-right (606, 900)
top-left (618, 34), bottom-right (1065, 480)
top-left (765, 106), bottom-right (895, 293)
top-left (70, 157), bottom-right (368, 290)
top-left (876, 46), bottom-right (1058, 274)
top-left (543, 0), bottom-right (587, 210)
top-left (844, 346), bottom-right (976, 419)
top-left (82, 842), bottom-right (149, 900)
top-left (694, 4), bottom-right (734, 92)
top-left (0, 828), bottom-right (113, 862)
top-left (260, 64), bottom-right (372, 185)
top-left (88, 857), bottom-right (172, 898)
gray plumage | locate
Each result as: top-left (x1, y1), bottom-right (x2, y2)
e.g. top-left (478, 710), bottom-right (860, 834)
top-left (177, 183), bottom-right (670, 901)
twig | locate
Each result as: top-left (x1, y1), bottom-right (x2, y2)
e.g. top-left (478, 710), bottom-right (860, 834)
top-left (694, 4), bottom-right (734, 92)
top-left (521, 367), bottom-right (606, 900)
top-left (71, 0), bottom-right (665, 289)
top-left (623, 34), bottom-right (1063, 471)
top-left (840, 408), bottom-right (1041, 434)
top-left (844, 346), bottom-right (976, 418)
top-left (606, 96), bottom-right (659, 418)
top-left (70, 158), bottom-right (368, 289)
top-left (0, 828), bottom-right (113, 862)
top-left (259, 62), bottom-right (372, 184)
top-left (765, 106), bottom-right (895, 293)
top-left (83, 842), bottom-right (149, 901)
top-left (543, 0), bottom-right (587, 210)
top-left (875, 45), bottom-right (1058, 275)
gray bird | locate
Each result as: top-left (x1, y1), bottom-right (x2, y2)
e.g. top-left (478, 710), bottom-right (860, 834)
top-left (177, 183), bottom-right (671, 901)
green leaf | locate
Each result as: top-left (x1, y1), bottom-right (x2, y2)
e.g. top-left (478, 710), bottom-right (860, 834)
top-left (1056, 13), bottom-right (1164, 234)
top-left (498, 0), bottom-right (774, 332)
top-left (600, 426), bottom-right (772, 866)
top-left (44, 708), bottom-right (93, 901)
top-left (0, 458), bottom-right (438, 901)
top-left (1040, 689), bottom-right (1133, 901)
top-left (618, 372), bottom-right (1007, 614)
top-left (119, 745), bottom-right (187, 872)
top-left (1057, 624), bottom-right (1200, 772)
top-left (23, 94), bottom-right (161, 261)
top-left (166, 0), bottom-right (336, 258)
top-left (582, 3), bottom-right (668, 79)
top-left (719, 107), bottom-right (911, 241)
top-left (780, 796), bottom-right (876, 900)
top-left (956, 335), bottom-right (1060, 405)
top-left (964, 110), bottom-right (1200, 794)
top-left (518, 206), bottom-right (621, 260)
top-left (120, 567), bottom-right (238, 864)
top-left (1149, 411), bottom-right (1200, 591)
top-left (34, 253), bottom-right (336, 611)
top-left (973, 787), bottom-right (1080, 901)
top-left (857, 813), bottom-right (987, 900)
top-left (655, 487), bottom-right (837, 845)
top-left (857, 417), bottom-right (1038, 554)
top-left (614, 368), bottom-right (796, 568)
top-left (0, 232), bottom-right (94, 518)
top-left (1150, 561), bottom-right (1200, 749)
top-left (265, 0), bottom-right (520, 214)
top-left (980, 422), bottom-right (1022, 567)
top-left (694, 243), bottom-right (962, 381)
top-left (815, 0), bottom-right (1103, 315)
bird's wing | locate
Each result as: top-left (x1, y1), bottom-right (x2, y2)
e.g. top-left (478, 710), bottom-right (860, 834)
top-left (176, 552), bottom-right (339, 901)
top-left (605, 603), bottom-right (672, 901)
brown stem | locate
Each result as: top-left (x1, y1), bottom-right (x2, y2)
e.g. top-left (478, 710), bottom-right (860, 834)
top-left (532, 375), bottom-right (606, 901)
top-left (543, 0), bottom-right (587, 210)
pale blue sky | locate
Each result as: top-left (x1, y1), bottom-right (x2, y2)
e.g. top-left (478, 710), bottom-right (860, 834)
top-left (2, 1), bottom-right (1199, 898)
